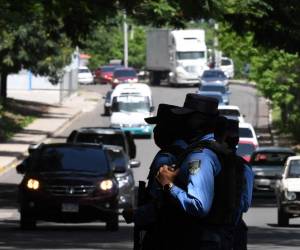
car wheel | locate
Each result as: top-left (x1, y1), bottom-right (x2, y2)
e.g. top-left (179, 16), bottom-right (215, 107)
top-left (20, 208), bottom-right (36, 230)
top-left (278, 206), bottom-right (289, 226)
top-left (106, 214), bottom-right (119, 231)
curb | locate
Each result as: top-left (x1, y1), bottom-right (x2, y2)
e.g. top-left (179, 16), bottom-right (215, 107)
top-left (0, 108), bottom-right (83, 175)
top-left (229, 79), bottom-right (256, 88)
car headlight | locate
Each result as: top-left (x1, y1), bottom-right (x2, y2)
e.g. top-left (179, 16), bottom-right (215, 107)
top-left (99, 179), bottom-right (113, 191)
top-left (285, 190), bottom-right (297, 201)
top-left (117, 175), bottom-right (132, 188)
top-left (113, 79), bottom-right (119, 84)
top-left (26, 179), bottom-right (40, 190)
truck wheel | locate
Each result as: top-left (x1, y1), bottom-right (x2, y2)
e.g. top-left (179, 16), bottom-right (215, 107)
top-left (150, 72), bottom-right (161, 86)
top-left (20, 208), bottom-right (36, 230)
top-left (106, 215), bottom-right (119, 231)
top-left (278, 207), bottom-right (289, 226)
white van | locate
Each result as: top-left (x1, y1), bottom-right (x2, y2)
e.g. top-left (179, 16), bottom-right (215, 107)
top-left (110, 83), bottom-right (154, 138)
top-left (110, 83), bottom-right (153, 106)
top-left (220, 57), bottom-right (234, 79)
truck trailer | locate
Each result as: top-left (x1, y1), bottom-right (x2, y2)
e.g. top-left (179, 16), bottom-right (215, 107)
top-left (146, 29), bottom-right (208, 86)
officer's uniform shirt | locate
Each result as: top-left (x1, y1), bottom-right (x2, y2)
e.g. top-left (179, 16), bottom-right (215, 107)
top-left (169, 133), bottom-right (222, 217)
top-left (133, 139), bottom-right (187, 226)
top-left (235, 163), bottom-right (254, 224)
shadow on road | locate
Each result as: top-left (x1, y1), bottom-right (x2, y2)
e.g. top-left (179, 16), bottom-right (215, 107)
top-left (0, 183), bottom-right (18, 209)
top-left (0, 221), bottom-right (133, 250)
top-left (251, 193), bottom-right (277, 208)
top-left (248, 225), bottom-right (300, 248)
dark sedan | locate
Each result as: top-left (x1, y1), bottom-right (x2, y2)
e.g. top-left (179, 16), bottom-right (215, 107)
top-left (250, 147), bottom-right (295, 192)
top-left (16, 143), bottom-right (120, 231)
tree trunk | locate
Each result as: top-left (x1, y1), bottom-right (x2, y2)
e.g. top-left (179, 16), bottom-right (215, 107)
top-left (280, 102), bottom-right (288, 127)
top-left (0, 72), bottom-right (8, 101)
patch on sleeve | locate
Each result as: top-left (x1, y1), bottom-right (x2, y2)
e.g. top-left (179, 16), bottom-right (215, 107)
top-left (188, 160), bottom-right (201, 175)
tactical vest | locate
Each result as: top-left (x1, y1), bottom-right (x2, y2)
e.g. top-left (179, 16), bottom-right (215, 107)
top-left (164, 140), bottom-right (245, 227)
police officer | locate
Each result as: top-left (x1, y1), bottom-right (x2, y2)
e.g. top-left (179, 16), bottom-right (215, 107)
top-left (224, 119), bottom-right (254, 250)
top-left (156, 93), bottom-right (233, 250)
top-left (122, 103), bottom-right (187, 250)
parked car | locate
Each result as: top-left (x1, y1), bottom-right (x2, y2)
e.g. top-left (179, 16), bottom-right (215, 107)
top-left (220, 57), bottom-right (234, 78)
top-left (198, 82), bottom-right (230, 105)
top-left (237, 140), bottom-right (257, 162)
top-left (94, 65), bottom-right (116, 84)
top-left (67, 127), bottom-right (136, 159)
top-left (78, 66), bottom-right (94, 85)
top-left (110, 67), bottom-right (138, 88)
top-left (239, 122), bottom-right (259, 147)
top-left (196, 91), bottom-right (226, 105)
top-left (103, 90), bottom-right (113, 116)
top-left (200, 69), bottom-right (228, 85)
top-left (16, 143), bottom-right (120, 231)
top-left (218, 105), bottom-right (245, 123)
top-left (250, 147), bottom-right (295, 192)
top-left (104, 145), bottom-right (140, 209)
top-left (275, 156), bottom-right (300, 226)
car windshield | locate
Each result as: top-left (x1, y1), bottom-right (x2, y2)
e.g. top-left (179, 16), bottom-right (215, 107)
top-left (219, 109), bottom-right (240, 116)
top-left (251, 152), bottom-right (294, 166)
top-left (101, 66), bottom-right (115, 72)
top-left (200, 85), bottom-right (226, 93)
top-left (76, 133), bottom-right (126, 149)
top-left (106, 149), bottom-right (129, 172)
top-left (79, 68), bottom-right (90, 73)
top-left (288, 160), bottom-right (300, 177)
top-left (237, 143), bottom-right (255, 157)
top-left (239, 127), bottom-right (254, 138)
top-left (35, 147), bottom-right (109, 174)
top-left (114, 69), bottom-right (136, 77)
top-left (202, 71), bottom-right (226, 78)
top-left (176, 51), bottom-right (205, 60)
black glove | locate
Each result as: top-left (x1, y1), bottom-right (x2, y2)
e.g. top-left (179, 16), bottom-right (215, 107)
top-left (122, 208), bottom-right (134, 224)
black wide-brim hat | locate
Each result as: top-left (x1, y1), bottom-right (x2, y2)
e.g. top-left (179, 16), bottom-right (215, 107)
top-left (172, 93), bottom-right (219, 116)
top-left (144, 103), bottom-right (179, 124)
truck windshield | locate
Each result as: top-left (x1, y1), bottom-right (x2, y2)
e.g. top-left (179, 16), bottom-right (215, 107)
top-left (176, 51), bottom-right (205, 60)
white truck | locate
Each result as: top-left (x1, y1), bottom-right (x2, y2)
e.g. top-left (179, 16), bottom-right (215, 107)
top-left (146, 29), bottom-right (208, 86)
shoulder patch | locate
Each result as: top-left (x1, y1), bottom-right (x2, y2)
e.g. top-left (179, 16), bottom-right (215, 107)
top-left (188, 160), bottom-right (201, 175)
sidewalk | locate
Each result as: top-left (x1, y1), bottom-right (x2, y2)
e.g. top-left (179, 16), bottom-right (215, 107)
top-left (0, 90), bottom-right (101, 174)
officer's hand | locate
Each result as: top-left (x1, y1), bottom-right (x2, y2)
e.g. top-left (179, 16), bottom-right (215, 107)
top-left (156, 165), bottom-right (179, 186)
top-left (122, 208), bottom-right (134, 224)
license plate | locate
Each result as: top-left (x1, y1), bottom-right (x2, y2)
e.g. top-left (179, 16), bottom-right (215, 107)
top-left (62, 203), bottom-right (79, 213)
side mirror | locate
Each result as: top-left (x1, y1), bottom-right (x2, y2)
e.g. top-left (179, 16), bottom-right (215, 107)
top-left (227, 91), bottom-right (231, 95)
top-left (275, 173), bottom-right (283, 180)
top-left (28, 144), bottom-right (40, 154)
top-left (243, 114), bottom-right (246, 118)
top-left (129, 159), bottom-right (140, 168)
top-left (150, 106), bottom-right (155, 112)
top-left (16, 163), bottom-right (26, 174)
top-left (256, 135), bottom-right (261, 139)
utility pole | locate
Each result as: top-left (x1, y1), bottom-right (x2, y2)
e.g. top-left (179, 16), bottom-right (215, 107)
top-left (123, 12), bottom-right (128, 67)
top-left (213, 22), bottom-right (220, 68)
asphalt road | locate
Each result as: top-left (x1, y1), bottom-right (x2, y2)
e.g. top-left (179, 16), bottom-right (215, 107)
top-left (0, 83), bottom-right (300, 250)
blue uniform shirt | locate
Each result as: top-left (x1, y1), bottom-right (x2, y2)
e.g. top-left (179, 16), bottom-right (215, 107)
top-left (241, 164), bottom-right (254, 212)
top-left (169, 133), bottom-right (222, 217)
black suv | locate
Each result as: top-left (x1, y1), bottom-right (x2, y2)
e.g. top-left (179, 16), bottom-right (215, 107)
top-left (67, 127), bottom-right (136, 159)
top-left (104, 145), bottom-right (140, 209)
top-left (16, 143), bottom-right (120, 231)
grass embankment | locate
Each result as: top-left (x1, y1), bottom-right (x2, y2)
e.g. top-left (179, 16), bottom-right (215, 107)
top-left (0, 98), bottom-right (49, 142)
top-left (271, 105), bottom-right (300, 152)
